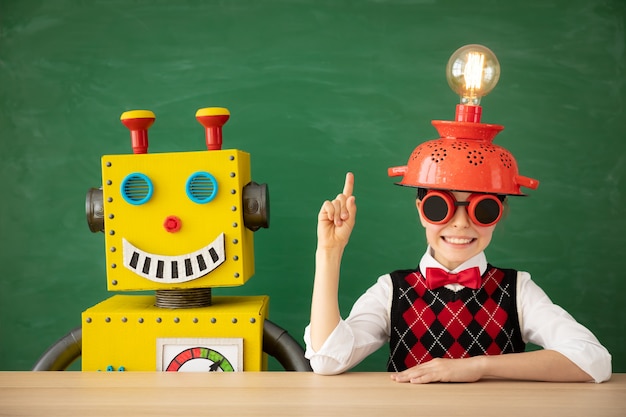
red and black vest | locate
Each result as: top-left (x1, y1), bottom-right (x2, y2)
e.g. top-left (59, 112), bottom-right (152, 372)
top-left (387, 265), bottom-right (525, 372)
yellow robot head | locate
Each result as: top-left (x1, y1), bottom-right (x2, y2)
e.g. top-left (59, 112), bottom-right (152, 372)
top-left (86, 108), bottom-right (269, 292)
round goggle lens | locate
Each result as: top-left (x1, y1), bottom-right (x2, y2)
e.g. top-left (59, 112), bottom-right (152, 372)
top-left (473, 198), bottom-right (501, 225)
top-left (422, 194), bottom-right (449, 223)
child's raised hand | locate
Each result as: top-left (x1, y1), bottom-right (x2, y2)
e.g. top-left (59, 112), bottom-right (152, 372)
top-left (317, 172), bottom-right (357, 250)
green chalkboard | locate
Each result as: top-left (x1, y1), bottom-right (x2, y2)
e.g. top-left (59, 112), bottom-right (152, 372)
top-left (1, 0), bottom-right (624, 373)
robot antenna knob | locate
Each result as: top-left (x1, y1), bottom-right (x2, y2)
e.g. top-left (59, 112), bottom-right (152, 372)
top-left (120, 110), bottom-right (156, 154)
top-left (196, 107), bottom-right (230, 151)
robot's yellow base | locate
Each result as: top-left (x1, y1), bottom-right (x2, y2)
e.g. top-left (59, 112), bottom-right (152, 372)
top-left (82, 294), bottom-right (269, 372)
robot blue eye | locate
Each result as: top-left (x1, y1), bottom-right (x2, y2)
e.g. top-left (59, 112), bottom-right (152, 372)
top-left (121, 173), bottom-right (154, 205)
top-left (186, 171), bottom-right (218, 204)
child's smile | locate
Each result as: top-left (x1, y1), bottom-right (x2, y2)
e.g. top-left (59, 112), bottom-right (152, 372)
top-left (441, 236), bottom-right (475, 245)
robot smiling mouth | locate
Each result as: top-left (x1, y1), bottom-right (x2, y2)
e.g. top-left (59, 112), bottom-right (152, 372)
top-left (122, 233), bottom-right (226, 283)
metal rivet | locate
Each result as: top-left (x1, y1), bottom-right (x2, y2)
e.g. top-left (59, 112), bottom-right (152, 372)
top-left (211, 318), bottom-right (217, 323)
top-left (234, 272), bottom-right (240, 278)
top-left (105, 317), bottom-right (111, 323)
top-left (156, 317), bottom-right (162, 323)
top-left (107, 197), bottom-right (113, 202)
top-left (86, 318), bottom-right (92, 323)
top-left (110, 247), bottom-right (116, 252)
top-left (106, 162), bottom-right (112, 167)
top-left (233, 256), bottom-right (239, 261)
top-left (193, 318), bottom-right (198, 323)
top-left (106, 180), bottom-right (112, 185)
top-left (174, 318), bottom-right (180, 323)
top-left (250, 318), bottom-right (256, 323)
top-left (229, 155), bottom-right (235, 161)
top-left (231, 206), bottom-right (237, 211)
top-left (109, 230), bottom-right (115, 235)
top-left (121, 317), bottom-right (127, 323)
top-left (231, 189), bottom-right (236, 194)
top-left (232, 222), bottom-right (238, 228)
top-left (232, 239), bottom-right (238, 244)
top-left (111, 279), bottom-right (117, 285)
top-left (232, 318), bottom-right (238, 324)
top-left (230, 172), bottom-right (236, 178)
top-left (138, 318), bottom-right (144, 323)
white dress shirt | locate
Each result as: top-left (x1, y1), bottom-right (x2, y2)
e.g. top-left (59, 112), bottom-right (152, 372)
top-left (304, 248), bottom-right (612, 382)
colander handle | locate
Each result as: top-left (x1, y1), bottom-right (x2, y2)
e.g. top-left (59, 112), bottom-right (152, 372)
top-left (388, 166), bottom-right (408, 177)
top-left (515, 175), bottom-right (540, 190)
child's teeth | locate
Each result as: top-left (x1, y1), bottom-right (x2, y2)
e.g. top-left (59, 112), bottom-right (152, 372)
top-left (446, 237), bottom-right (472, 244)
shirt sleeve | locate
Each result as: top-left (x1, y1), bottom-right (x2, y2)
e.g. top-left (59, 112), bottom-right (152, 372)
top-left (517, 271), bottom-right (612, 383)
top-left (304, 274), bottom-right (392, 375)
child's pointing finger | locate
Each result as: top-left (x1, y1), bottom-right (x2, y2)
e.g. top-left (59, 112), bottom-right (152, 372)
top-left (343, 172), bottom-right (354, 197)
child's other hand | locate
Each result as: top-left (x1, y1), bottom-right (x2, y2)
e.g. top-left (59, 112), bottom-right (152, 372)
top-left (390, 357), bottom-right (483, 384)
top-left (317, 172), bottom-right (357, 250)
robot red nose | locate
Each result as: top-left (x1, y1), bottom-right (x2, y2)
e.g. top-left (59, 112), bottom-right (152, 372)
top-left (164, 216), bottom-right (182, 233)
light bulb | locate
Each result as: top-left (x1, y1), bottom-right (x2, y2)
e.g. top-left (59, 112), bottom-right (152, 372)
top-left (446, 44), bottom-right (500, 106)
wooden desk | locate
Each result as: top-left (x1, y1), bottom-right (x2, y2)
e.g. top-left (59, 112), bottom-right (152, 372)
top-left (1, 372), bottom-right (624, 417)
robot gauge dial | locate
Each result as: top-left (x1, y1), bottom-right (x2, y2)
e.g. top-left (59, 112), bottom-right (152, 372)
top-left (166, 347), bottom-right (235, 372)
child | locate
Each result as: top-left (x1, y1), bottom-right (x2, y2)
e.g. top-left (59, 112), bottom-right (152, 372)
top-left (304, 171), bottom-right (612, 383)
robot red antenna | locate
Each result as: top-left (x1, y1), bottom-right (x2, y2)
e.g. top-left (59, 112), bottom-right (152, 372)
top-left (196, 107), bottom-right (231, 151)
top-left (120, 110), bottom-right (156, 154)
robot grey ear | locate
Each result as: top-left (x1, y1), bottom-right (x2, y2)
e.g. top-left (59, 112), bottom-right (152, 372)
top-left (86, 187), bottom-right (105, 233)
top-left (242, 182), bottom-right (269, 232)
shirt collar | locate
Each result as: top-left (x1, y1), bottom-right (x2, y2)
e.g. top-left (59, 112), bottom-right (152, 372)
top-left (419, 245), bottom-right (488, 276)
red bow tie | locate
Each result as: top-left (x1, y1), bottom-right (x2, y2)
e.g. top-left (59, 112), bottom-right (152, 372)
top-left (425, 267), bottom-right (482, 290)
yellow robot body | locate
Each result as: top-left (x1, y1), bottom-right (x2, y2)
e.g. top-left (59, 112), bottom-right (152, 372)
top-left (82, 295), bottom-right (268, 371)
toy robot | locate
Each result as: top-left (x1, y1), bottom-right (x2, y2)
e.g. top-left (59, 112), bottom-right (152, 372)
top-left (35, 108), bottom-right (310, 372)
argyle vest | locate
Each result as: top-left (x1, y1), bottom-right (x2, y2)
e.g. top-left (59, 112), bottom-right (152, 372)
top-left (387, 265), bottom-right (525, 372)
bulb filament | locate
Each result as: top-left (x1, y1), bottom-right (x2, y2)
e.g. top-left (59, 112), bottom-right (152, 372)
top-left (464, 52), bottom-right (485, 90)
top-left (463, 52), bottom-right (485, 104)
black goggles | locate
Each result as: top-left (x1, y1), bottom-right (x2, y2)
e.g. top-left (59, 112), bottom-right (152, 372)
top-left (419, 190), bottom-right (504, 227)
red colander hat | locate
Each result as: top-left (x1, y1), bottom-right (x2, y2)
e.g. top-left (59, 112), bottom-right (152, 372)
top-left (388, 119), bottom-right (539, 195)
